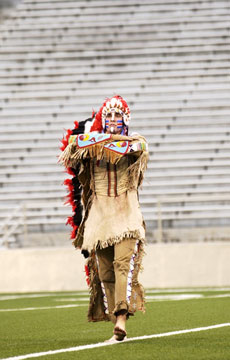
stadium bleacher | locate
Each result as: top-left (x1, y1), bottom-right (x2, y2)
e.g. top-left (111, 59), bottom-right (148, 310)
top-left (0, 0), bottom-right (230, 246)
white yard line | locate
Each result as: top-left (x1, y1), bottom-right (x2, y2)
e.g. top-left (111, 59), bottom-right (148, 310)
top-left (0, 304), bottom-right (87, 312)
top-left (54, 297), bottom-right (89, 302)
top-left (1, 323), bottom-right (229, 360)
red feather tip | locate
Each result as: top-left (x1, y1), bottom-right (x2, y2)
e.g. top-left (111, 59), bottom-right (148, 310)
top-left (65, 192), bottom-right (75, 205)
top-left (66, 129), bottom-right (73, 137)
top-left (66, 216), bottom-right (74, 227)
top-left (70, 225), bottom-right (78, 239)
top-left (63, 178), bottom-right (72, 185)
top-left (66, 167), bottom-right (76, 176)
top-left (85, 265), bottom-right (90, 286)
top-left (60, 129), bottom-right (73, 151)
top-left (92, 109), bottom-right (96, 119)
top-left (71, 203), bottom-right (77, 212)
top-left (74, 121), bottom-right (79, 129)
top-left (60, 138), bottom-right (68, 151)
top-left (63, 179), bottom-right (74, 192)
top-left (85, 264), bottom-right (90, 276)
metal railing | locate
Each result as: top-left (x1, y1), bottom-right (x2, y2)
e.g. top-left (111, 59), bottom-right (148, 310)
top-left (0, 203), bottom-right (28, 247)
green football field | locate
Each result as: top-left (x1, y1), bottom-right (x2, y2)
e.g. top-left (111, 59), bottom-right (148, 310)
top-left (0, 288), bottom-right (230, 360)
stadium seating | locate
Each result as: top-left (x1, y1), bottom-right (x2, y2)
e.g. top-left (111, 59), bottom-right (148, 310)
top-left (0, 0), bottom-right (230, 245)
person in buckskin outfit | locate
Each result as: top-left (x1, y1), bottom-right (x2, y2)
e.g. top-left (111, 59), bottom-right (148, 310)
top-left (60, 95), bottom-right (148, 342)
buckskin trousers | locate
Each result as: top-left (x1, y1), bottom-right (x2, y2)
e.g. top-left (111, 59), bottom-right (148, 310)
top-left (96, 237), bottom-right (145, 322)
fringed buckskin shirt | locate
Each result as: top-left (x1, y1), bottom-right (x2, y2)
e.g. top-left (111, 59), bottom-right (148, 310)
top-left (82, 157), bottom-right (146, 252)
top-left (60, 133), bottom-right (148, 253)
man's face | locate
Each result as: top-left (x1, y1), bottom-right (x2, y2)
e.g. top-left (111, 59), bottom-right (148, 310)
top-left (105, 111), bottom-right (123, 134)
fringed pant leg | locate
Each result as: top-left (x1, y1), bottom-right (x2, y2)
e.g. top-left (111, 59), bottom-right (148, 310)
top-left (96, 238), bottom-right (145, 321)
top-left (96, 245), bottom-right (116, 322)
top-left (113, 238), bottom-right (145, 316)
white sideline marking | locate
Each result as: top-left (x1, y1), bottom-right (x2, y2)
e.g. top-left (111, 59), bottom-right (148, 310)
top-left (146, 294), bottom-right (203, 301)
top-left (146, 287), bottom-right (230, 293)
top-left (1, 294), bottom-right (229, 312)
top-left (0, 288), bottom-right (229, 301)
top-left (146, 293), bottom-right (230, 301)
top-left (208, 294), bottom-right (230, 298)
top-left (0, 293), bottom-right (88, 301)
top-left (0, 304), bottom-right (87, 312)
top-left (1, 323), bottom-right (230, 360)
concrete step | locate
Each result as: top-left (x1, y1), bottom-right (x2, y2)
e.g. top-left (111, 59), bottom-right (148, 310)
top-left (1, 95), bottom-right (230, 116)
top-left (1, 75), bottom-right (229, 94)
top-left (1, 123), bottom-right (230, 140)
top-left (20, 0), bottom-right (230, 10)
top-left (0, 201), bottom-right (65, 211)
top-left (1, 88), bottom-right (230, 108)
top-left (145, 176), bottom-right (230, 187)
top-left (0, 191), bottom-right (64, 201)
top-left (147, 158), bottom-right (230, 169)
top-left (1, 61), bottom-right (230, 79)
top-left (1, 142), bottom-right (230, 159)
top-left (2, 12), bottom-right (230, 30)
top-left (1, 36), bottom-right (230, 55)
top-left (1, 21), bottom-right (229, 43)
top-left (1, 208), bottom-right (230, 226)
top-left (1, 29), bottom-right (229, 47)
top-left (1, 117), bottom-right (230, 134)
top-left (0, 51), bottom-right (229, 70)
top-left (1, 205), bottom-right (230, 223)
top-left (140, 185), bottom-right (230, 196)
top-left (0, 136), bottom-right (229, 154)
top-left (0, 42), bottom-right (229, 61)
top-left (14, 2), bottom-right (230, 17)
top-left (1, 69), bottom-right (230, 89)
top-left (1, 185), bottom-right (229, 201)
top-left (0, 172), bottom-right (65, 183)
top-left (1, 112), bottom-right (230, 127)
top-left (1, 159), bottom-right (230, 180)
top-left (143, 210), bottom-right (230, 221)
top-left (0, 165), bottom-right (230, 180)
top-left (0, 176), bottom-right (229, 196)
top-left (1, 87), bottom-right (230, 107)
top-left (1, 106), bottom-right (230, 122)
top-left (1, 148), bottom-right (230, 167)
top-left (0, 164), bottom-right (62, 175)
top-left (0, 209), bottom-right (69, 219)
top-left (149, 149), bottom-right (230, 159)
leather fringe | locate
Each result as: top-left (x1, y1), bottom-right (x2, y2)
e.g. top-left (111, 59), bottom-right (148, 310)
top-left (86, 253), bottom-right (110, 322)
top-left (96, 230), bottom-right (145, 251)
top-left (59, 140), bottom-right (132, 167)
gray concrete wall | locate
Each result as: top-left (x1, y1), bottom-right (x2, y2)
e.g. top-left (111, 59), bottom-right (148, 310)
top-left (0, 242), bottom-right (230, 293)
